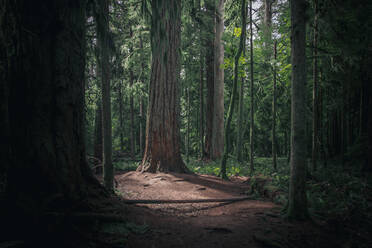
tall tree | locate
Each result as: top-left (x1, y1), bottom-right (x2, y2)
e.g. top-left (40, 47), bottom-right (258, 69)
top-left (272, 41), bottom-right (277, 170)
top-left (129, 27), bottom-right (136, 159)
top-left (0, 0), bottom-right (105, 235)
top-left (138, 0), bottom-right (188, 173)
top-left (96, 0), bottom-right (114, 191)
top-left (287, 0), bottom-right (309, 220)
top-left (221, 0), bottom-right (247, 179)
top-left (211, 0), bottom-right (225, 160)
top-left (204, 0), bottom-right (215, 160)
top-left (312, 0), bottom-right (319, 172)
top-left (94, 102), bottom-right (103, 162)
top-left (249, 0), bottom-right (255, 173)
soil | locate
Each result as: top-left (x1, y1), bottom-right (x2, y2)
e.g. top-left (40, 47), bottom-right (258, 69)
top-left (114, 171), bottom-right (343, 248)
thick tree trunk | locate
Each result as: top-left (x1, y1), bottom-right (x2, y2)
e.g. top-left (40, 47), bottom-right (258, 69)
top-left (211, 0), bottom-right (225, 160)
top-left (96, 0), bottom-right (114, 191)
top-left (287, 0), bottom-right (309, 220)
top-left (204, 0), bottom-right (215, 160)
top-left (249, 0), bottom-right (255, 173)
top-left (138, 0), bottom-right (188, 173)
top-left (0, 0), bottom-right (105, 234)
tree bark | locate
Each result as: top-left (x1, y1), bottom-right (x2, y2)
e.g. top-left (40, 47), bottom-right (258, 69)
top-left (139, 35), bottom-right (145, 157)
top-left (137, 0), bottom-right (188, 173)
top-left (204, 0), bottom-right (215, 160)
top-left (129, 27), bottom-right (136, 159)
top-left (237, 1), bottom-right (249, 162)
top-left (118, 81), bottom-right (125, 152)
top-left (199, 50), bottom-right (205, 159)
top-left (312, 0), bottom-right (319, 173)
top-left (94, 102), bottom-right (103, 162)
top-left (249, 0), bottom-right (255, 173)
top-left (221, 0), bottom-right (247, 179)
top-left (287, 0), bottom-right (309, 220)
top-left (186, 87), bottom-right (191, 163)
top-left (0, 0), bottom-right (105, 233)
top-left (96, 0), bottom-right (114, 191)
top-left (272, 41), bottom-right (277, 170)
top-left (212, 0), bottom-right (225, 160)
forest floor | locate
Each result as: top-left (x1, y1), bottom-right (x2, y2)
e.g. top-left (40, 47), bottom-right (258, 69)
top-left (109, 171), bottom-right (348, 248)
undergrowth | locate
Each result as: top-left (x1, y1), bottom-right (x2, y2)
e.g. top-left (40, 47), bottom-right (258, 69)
top-left (186, 156), bottom-right (372, 223)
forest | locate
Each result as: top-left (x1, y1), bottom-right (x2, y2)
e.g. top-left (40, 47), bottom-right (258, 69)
top-left (0, 0), bottom-right (371, 247)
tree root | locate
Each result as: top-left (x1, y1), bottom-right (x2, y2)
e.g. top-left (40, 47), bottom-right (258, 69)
top-left (121, 196), bottom-right (255, 204)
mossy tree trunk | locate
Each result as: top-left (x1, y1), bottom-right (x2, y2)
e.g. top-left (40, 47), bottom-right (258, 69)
top-left (287, 0), bottom-right (309, 220)
top-left (220, 0), bottom-right (247, 179)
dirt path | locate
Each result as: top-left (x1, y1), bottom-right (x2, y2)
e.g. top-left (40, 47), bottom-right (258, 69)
top-left (115, 171), bottom-right (337, 248)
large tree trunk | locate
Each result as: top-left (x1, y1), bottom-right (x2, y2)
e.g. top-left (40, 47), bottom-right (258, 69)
top-left (287, 0), bottom-right (309, 220)
top-left (96, 0), bottom-right (113, 191)
top-left (0, 0), bottom-right (104, 235)
top-left (137, 0), bottom-right (188, 173)
top-left (204, 0), bottom-right (215, 160)
top-left (211, 0), bottom-right (225, 160)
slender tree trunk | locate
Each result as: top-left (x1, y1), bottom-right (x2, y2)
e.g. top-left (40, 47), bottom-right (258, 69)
top-left (130, 67), bottom-right (135, 159)
top-left (0, 0), bottom-right (105, 235)
top-left (287, 0), bottom-right (309, 220)
top-left (199, 51), bottom-right (205, 159)
top-left (237, 1), bottom-right (248, 162)
top-left (196, 0), bottom-right (205, 159)
top-left (249, 0), bottom-right (255, 173)
top-left (94, 102), bottom-right (103, 162)
top-left (129, 28), bottom-right (135, 159)
top-left (204, 0), bottom-right (215, 160)
top-left (186, 87), bottom-right (191, 163)
top-left (138, 0), bottom-right (187, 173)
top-left (221, 0), bottom-right (247, 179)
top-left (272, 41), bottom-right (277, 170)
top-left (212, 0), bottom-right (225, 160)
top-left (312, 0), bottom-right (319, 172)
top-left (236, 68), bottom-right (245, 162)
top-left (139, 35), bottom-right (145, 156)
top-left (96, 0), bottom-right (113, 191)
top-left (118, 81), bottom-right (125, 152)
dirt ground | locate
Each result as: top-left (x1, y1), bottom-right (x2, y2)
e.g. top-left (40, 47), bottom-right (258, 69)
top-left (115, 171), bottom-right (342, 248)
